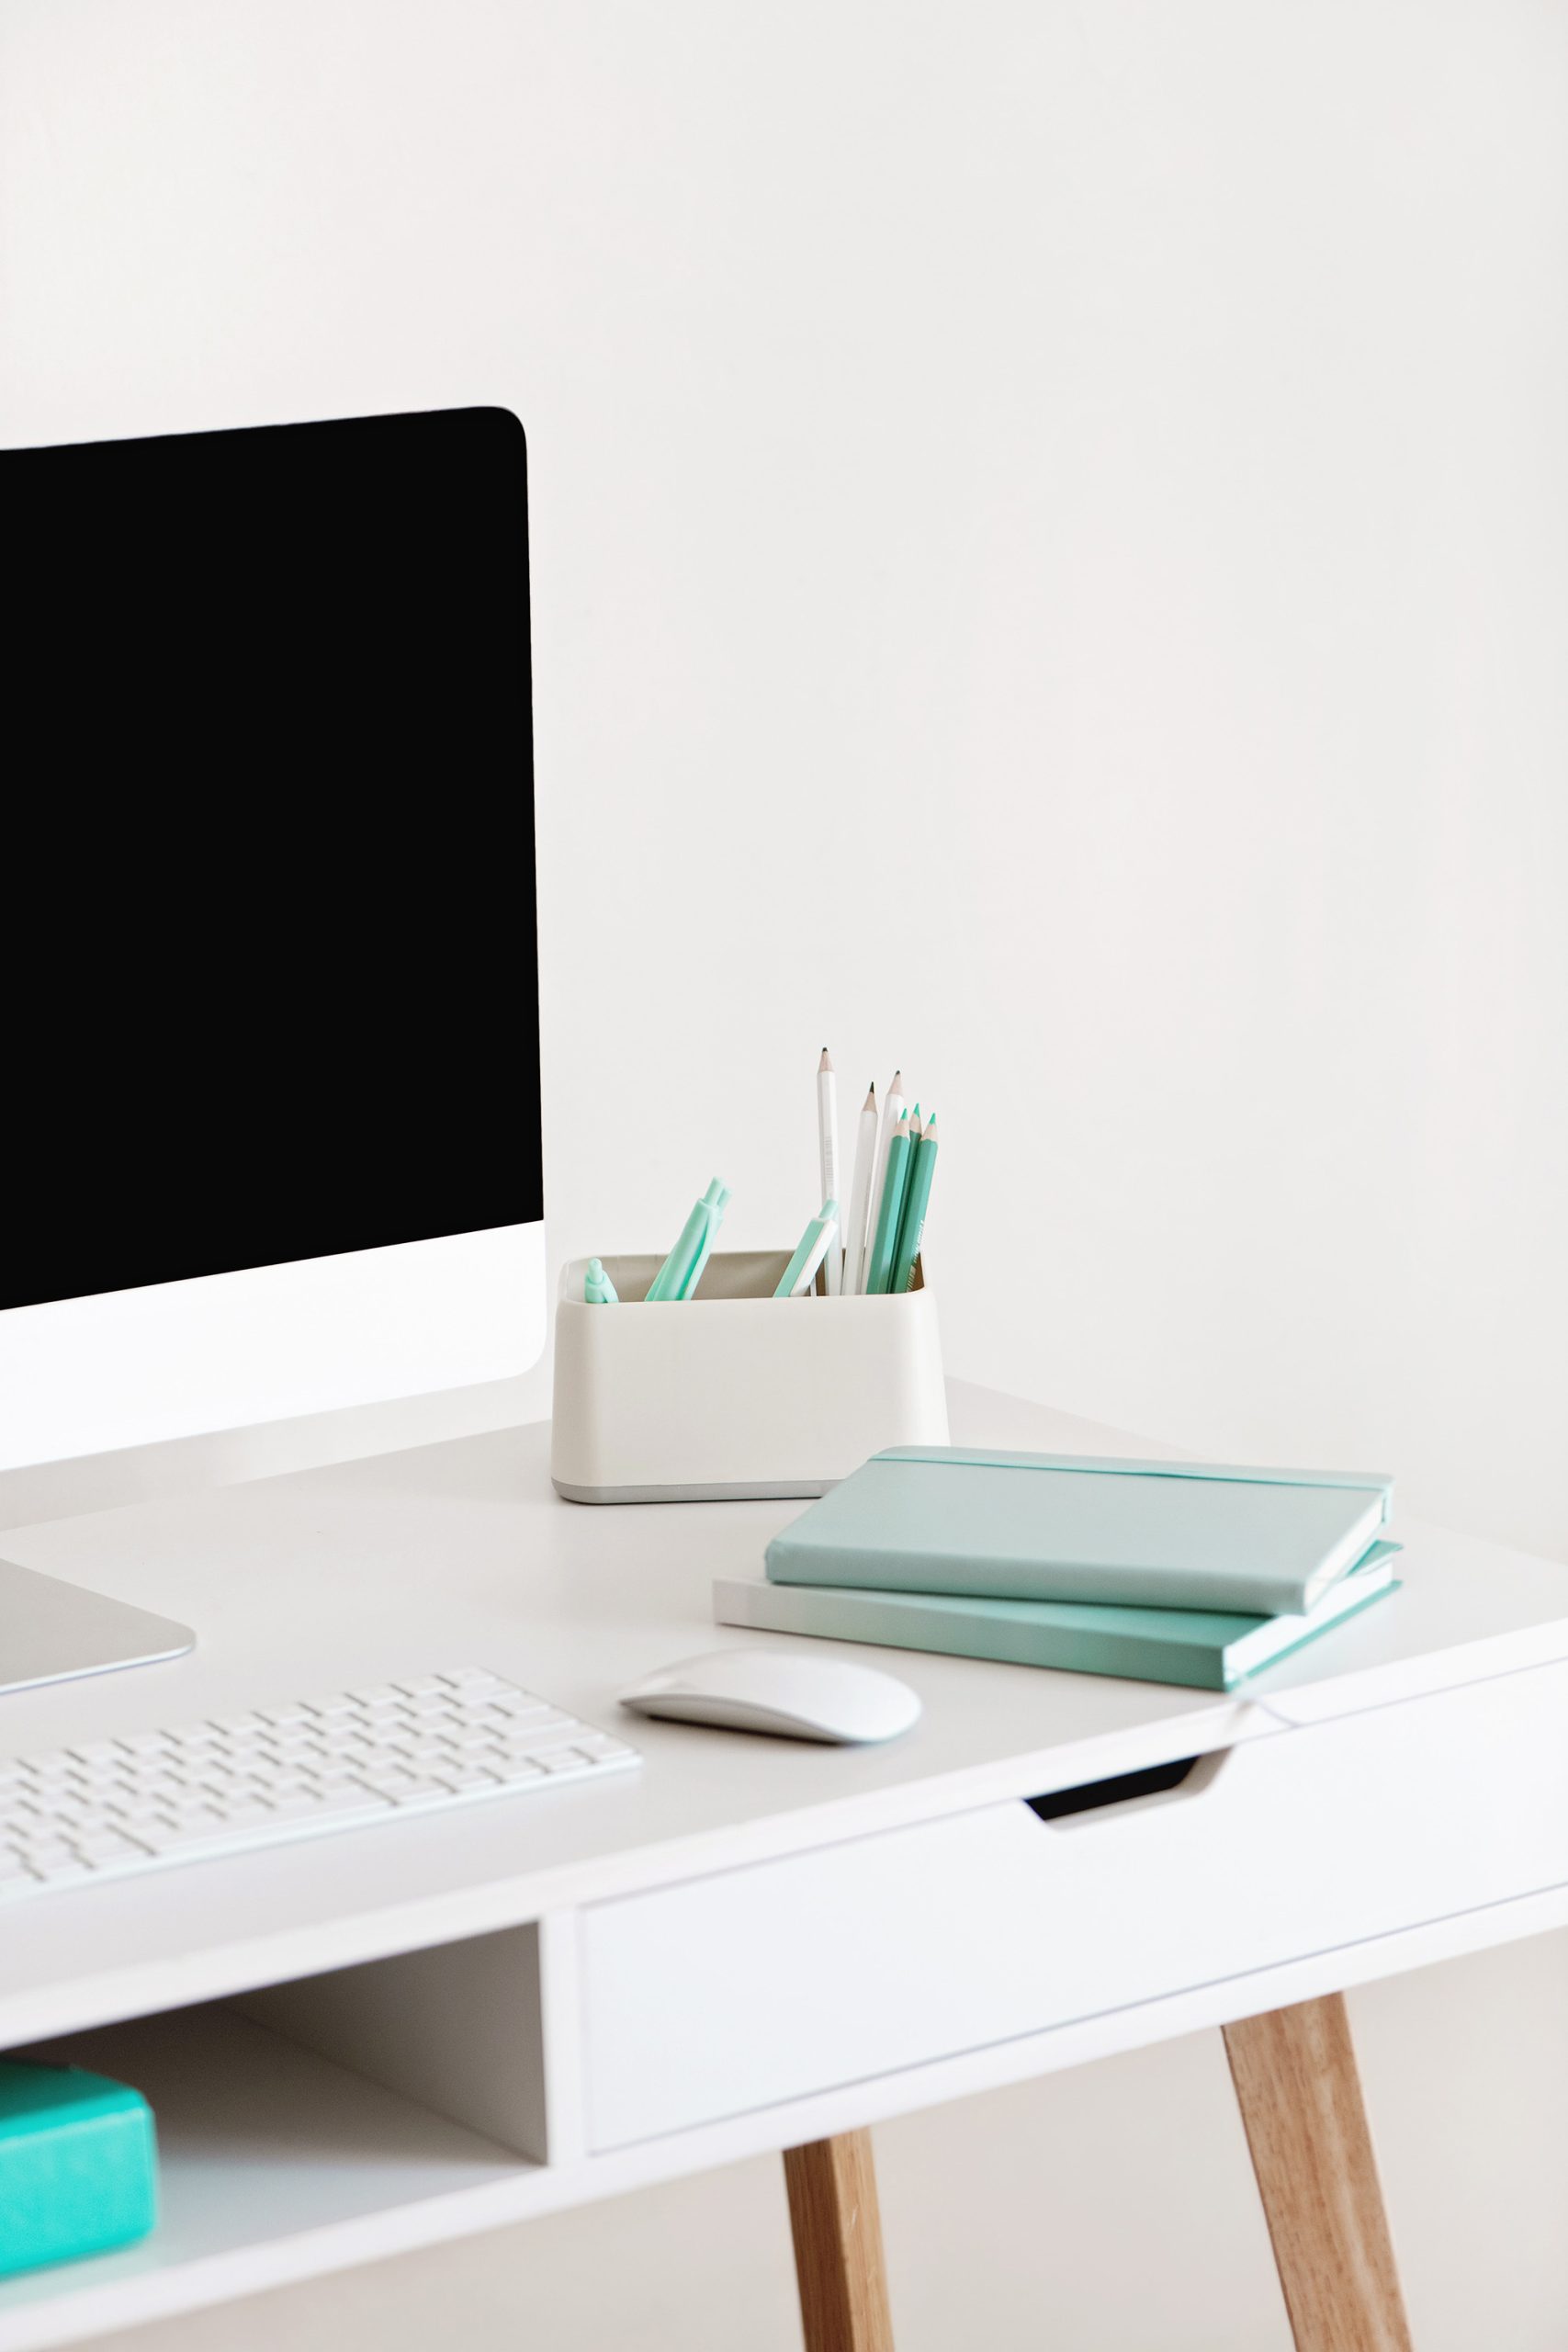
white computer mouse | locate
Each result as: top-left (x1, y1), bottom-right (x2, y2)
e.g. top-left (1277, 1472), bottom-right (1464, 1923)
top-left (618, 1648), bottom-right (920, 1745)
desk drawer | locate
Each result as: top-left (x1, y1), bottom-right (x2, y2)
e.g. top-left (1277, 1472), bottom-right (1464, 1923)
top-left (581, 1658), bottom-right (1568, 2149)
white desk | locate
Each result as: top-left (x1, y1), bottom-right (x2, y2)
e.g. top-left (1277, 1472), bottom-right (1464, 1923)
top-left (1, 1383), bottom-right (1566, 2352)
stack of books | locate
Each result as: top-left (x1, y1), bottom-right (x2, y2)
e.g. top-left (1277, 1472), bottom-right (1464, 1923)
top-left (714, 1448), bottom-right (1401, 1691)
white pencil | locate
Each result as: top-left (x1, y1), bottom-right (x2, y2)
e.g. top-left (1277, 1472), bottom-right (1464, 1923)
top-left (863, 1069), bottom-right (907, 1291)
top-left (840, 1081), bottom-right (878, 1294)
top-left (817, 1049), bottom-right (841, 1295)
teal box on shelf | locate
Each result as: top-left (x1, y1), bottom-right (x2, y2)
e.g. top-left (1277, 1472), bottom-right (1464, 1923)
top-left (0, 2061), bottom-right (157, 2278)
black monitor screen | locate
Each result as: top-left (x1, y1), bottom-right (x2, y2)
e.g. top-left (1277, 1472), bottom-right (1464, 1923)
top-left (4, 407), bottom-right (540, 1311)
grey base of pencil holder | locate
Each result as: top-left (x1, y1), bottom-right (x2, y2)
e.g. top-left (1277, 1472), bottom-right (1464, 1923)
top-left (549, 1250), bottom-right (949, 1504)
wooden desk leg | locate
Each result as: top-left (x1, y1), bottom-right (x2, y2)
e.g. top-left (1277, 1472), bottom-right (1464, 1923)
top-left (784, 2129), bottom-right (896, 2352)
top-left (1224, 1993), bottom-right (1413, 2352)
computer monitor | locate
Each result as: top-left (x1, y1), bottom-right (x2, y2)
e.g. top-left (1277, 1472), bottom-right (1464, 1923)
top-left (3, 406), bottom-right (544, 1476)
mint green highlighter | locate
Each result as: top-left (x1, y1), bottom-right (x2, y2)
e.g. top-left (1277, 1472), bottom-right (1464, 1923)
top-left (583, 1257), bottom-right (619, 1305)
top-left (645, 1180), bottom-right (731, 1303)
top-left (0, 2061), bottom-right (157, 2278)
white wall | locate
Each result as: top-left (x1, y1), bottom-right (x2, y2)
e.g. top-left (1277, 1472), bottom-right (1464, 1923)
top-left (5, 0), bottom-right (1565, 1557)
top-left (4, 4), bottom-right (1567, 2346)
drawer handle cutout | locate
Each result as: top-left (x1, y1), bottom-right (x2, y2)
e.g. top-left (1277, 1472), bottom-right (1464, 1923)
top-left (1026, 1752), bottom-right (1222, 1826)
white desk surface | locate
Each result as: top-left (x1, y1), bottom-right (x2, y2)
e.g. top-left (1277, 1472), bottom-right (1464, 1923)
top-left (2, 1379), bottom-right (1565, 2051)
top-left (1, 1381), bottom-right (1567, 2352)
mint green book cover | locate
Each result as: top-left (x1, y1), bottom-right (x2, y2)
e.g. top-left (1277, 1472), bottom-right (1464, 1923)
top-left (724, 1542), bottom-right (1400, 1690)
top-left (0, 2062), bottom-right (157, 2278)
top-left (764, 1447), bottom-right (1395, 1618)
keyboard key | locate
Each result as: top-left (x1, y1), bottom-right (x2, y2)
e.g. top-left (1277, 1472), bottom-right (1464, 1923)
top-left (24, 1843), bottom-right (82, 1872)
top-left (574, 1734), bottom-right (638, 1762)
top-left (310, 1790), bottom-right (391, 1821)
top-left (136, 1821), bottom-right (246, 1854)
top-left (71, 1830), bottom-right (141, 1862)
top-left (498, 1728), bottom-right (585, 1761)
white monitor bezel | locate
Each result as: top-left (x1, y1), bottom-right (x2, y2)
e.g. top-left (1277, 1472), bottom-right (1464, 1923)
top-left (0, 1222), bottom-right (545, 1471)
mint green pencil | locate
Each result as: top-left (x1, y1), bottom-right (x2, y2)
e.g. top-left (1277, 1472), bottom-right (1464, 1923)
top-left (645, 1179), bottom-right (729, 1302)
top-left (890, 1114), bottom-right (938, 1292)
top-left (863, 1116), bottom-right (912, 1295)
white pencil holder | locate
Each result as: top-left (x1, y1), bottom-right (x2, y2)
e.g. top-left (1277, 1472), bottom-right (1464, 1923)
top-left (550, 1251), bottom-right (949, 1503)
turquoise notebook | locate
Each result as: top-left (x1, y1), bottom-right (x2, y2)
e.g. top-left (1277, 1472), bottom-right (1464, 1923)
top-left (764, 1447), bottom-right (1395, 1618)
top-left (721, 1542), bottom-right (1401, 1691)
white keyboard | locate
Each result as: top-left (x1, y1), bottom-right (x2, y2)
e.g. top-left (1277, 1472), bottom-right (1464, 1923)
top-left (0, 1668), bottom-right (639, 1903)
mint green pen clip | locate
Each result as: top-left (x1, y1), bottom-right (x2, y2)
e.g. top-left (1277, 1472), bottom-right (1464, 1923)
top-left (584, 1257), bottom-right (619, 1305)
top-left (678, 1179), bottom-right (731, 1299)
top-left (646, 1178), bottom-right (731, 1302)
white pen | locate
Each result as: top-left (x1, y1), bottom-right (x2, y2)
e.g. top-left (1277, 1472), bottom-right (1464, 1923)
top-left (840, 1080), bottom-right (878, 1293)
top-left (863, 1068), bottom-right (907, 1292)
top-left (817, 1049), bottom-right (841, 1295)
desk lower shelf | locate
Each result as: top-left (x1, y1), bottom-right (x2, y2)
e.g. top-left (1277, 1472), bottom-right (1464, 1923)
top-left (0, 2008), bottom-right (538, 2351)
top-left (5, 1876), bottom-right (1568, 2351)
